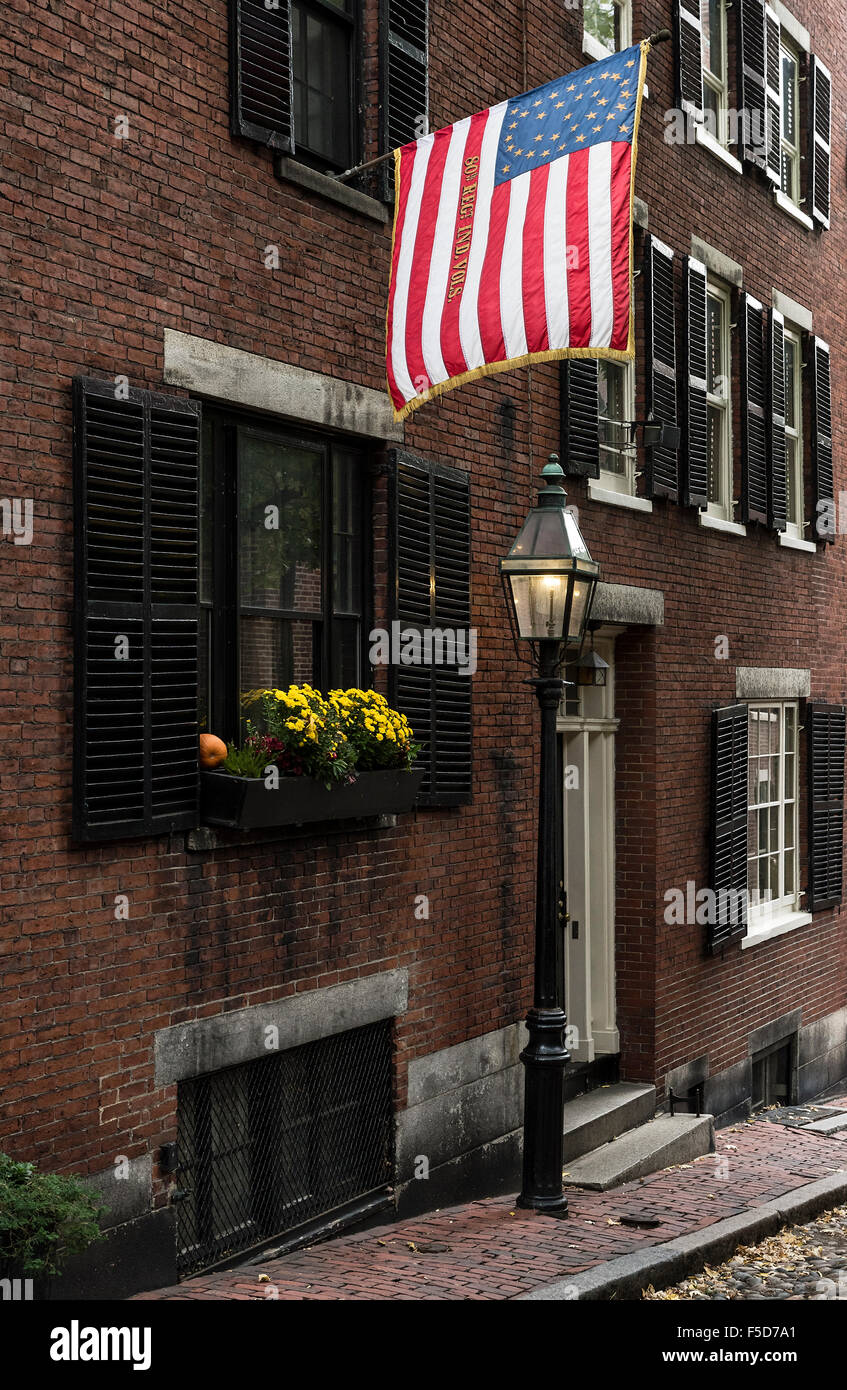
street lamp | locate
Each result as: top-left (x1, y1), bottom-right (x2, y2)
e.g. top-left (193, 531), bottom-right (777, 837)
top-left (500, 454), bottom-right (599, 1215)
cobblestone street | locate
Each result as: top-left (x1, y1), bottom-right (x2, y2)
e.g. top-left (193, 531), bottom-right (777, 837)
top-left (645, 1205), bottom-right (847, 1301)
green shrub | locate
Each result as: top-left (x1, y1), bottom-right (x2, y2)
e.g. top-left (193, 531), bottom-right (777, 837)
top-left (0, 1153), bottom-right (104, 1276)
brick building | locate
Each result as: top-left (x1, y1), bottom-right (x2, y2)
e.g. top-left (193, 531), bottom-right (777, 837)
top-left (2, 0), bottom-right (846, 1296)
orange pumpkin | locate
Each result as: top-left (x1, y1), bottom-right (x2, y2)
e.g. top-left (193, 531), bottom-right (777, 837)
top-left (199, 733), bottom-right (228, 769)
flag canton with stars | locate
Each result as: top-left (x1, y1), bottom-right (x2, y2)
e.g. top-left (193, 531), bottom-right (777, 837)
top-left (495, 44), bottom-right (642, 185)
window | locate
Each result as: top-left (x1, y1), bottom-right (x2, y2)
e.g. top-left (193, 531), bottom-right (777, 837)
top-left (702, 0), bottom-right (728, 145)
top-left (747, 703), bottom-right (799, 924)
top-left (779, 40), bottom-right (801, 204)
top-left (583, 0), bottom-right (631, 61)
top-left (229, 0), bottom-right (359, 172)
top-left (597, 361), bottom-right (635, 493)
top-left (783, 327), bottom-right (804, 537)
top-left (705, 282), bottom-right (732, 518)
top-left (175, 1020), bottom-right (393, 1277)
top-left (751, 1039), bottom-right (793, 1110)
top-left (292, 0), bottom-right (356, 169)
top-left (200, 410), bottom-right (368, 741)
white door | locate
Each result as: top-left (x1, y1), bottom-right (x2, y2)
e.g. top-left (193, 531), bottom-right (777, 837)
top-left (559, 637), bottom-right (619, 1063)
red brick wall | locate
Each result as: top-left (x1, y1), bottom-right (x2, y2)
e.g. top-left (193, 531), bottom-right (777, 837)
top-left (1, 0), bottom-right (846, 1200)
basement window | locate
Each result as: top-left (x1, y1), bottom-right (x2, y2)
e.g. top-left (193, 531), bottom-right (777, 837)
top-left (174, 1019), bottom-right (393, 1277)
top-left (751, 1038), bottom-right (793, 1111)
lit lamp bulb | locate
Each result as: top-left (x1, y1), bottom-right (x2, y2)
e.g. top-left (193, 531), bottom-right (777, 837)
top-left (541, 574), bottom-right (561, 635)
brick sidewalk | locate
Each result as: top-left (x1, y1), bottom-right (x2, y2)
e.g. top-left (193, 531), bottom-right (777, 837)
top-left (135, 1114), bottom-right (847, 1301)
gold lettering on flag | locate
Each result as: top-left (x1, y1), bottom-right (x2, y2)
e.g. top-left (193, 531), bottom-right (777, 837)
top-left (446, 155), bottom-right (479, 302)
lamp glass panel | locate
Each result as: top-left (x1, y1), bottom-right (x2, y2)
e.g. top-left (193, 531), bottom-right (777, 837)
top-left (507, 573), bottom-right (591, 641)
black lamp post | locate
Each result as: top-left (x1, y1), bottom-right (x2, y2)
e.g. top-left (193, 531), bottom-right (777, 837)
top-left (500, 454), bottom-right (600, 1215)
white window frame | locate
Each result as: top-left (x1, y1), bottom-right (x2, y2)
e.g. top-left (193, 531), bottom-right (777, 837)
top-left (705, 280), bottom-right (733, 523)
top-left (583, 0), bottom-right (632, 62)
top-left (779, 38), bottom-right (801, 206)
top-left (701, 0), bottom-right (730, 147)
top-left (782, 324), bottom-right (804, 540)
top-left (596, 359), bottom-right (636, 495)
top-left (746, 702), bottom-right (800, 935)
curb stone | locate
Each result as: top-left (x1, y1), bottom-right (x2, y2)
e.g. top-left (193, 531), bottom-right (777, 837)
top-left (516, 1169), bottom-right (847, 1300)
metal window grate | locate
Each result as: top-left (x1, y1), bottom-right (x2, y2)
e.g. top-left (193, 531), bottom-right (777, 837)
top-left (174, 1019), bottom-right (394, 1277)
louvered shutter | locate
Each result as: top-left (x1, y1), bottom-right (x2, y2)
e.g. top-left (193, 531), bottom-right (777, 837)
top-left (676, 0), bottom-right (704, 119)
top-left (807, 703), bottom-right (846, 910)
top-left (380, 0), bottom-right (429, 198)
top-left (738, 0), bottom-right (767, 170)
top-left (229, 0), bottom-right (295, 151)
top-left (812, 337), bottom-right (834, 543)
top-left (763, 6), bottom-right (781, 185)
top-left (683, 257), bottom-right (708, 508)
top-left (389, 451), bottom-right (472, 805)
top-left (709, 704), bottom-right (748, 954)
top-left (740, 295), bottom-right (768, 524)
top-left (768, 308), bottom-right (787, 531)
top-left (808, 57), bottom-right (832, 229)
top-left (73, 378), bottom-right (200, 841)
top-left (560, 361), bottom-right (600, 478)
top-left (644, 236), bottom-right (679, 499)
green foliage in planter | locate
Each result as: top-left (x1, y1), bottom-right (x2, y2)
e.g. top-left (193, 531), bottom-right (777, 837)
top-left (0, 1154), bottom-right (104, 1276)
top-left (222, 745), bottom-right (268, 778)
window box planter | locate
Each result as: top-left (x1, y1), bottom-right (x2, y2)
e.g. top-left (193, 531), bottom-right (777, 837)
top-left (200, 768), bottom-right (424, 831)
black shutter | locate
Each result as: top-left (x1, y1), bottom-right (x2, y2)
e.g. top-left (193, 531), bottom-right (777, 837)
top-left (380, 0), bottom-right (429, 198)
top-left (768, 308), bottom-right (787, 531)
top-left (73, 378), bottom-right (200, 841)
top-left (389, 450), bottom-right (472, 805)
top-left (808, 57), bottom-right (832, 229)
top-left (675, 0), bottom-right (704, 119)
top-left (230, 0), bottom-right (295, 151)
top-left (811, 337), bottom-right (834, 544)
top-left (740, 295), bottom-right (768, 524)
top-left (807, 703), bottom-right (846, 910)
top-left (709, 704), bottom-right (749, 954)
top-left (644, 236), bottom-right (678, 500)
top-left (560, 361), bottom-right (600, 478)
top-left (763, 6), bottom-right (781, 185)
top-left (737, 0), bottom-right (767, 170)
top-left (683, 257), bottom-right (708, 508)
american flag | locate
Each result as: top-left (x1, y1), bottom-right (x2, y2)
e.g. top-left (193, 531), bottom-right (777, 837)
top-left (386, 43), bottom-right (648, 419)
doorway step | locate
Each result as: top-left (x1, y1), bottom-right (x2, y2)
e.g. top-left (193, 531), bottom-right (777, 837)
top-left (561, 1083), bottom-right (714, 1191)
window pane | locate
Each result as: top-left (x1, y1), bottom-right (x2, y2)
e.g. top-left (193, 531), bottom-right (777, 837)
top-left (707, 404), bottom-right (724, 503)
top-left (240, 615), bottom-right (317, 719)
top-left (239, 436), bottom-right (322, 614)
top-left (331, 617), bottom-right (361, 688)
top-left (332, 451), bottom-right (362, 615)
top-left (781, 51), bottom-right (796, 146)
top-left (702, 0), bottom-right (723, 79)
top-left (293, 2), bottom-right (351, 165)
top-left (598, 363), bottom-right (628, 474)
top-left (584, 0), bottom-right (619, 51)
top-left (783, 337), bottom-right (796, 429)
top-left (707, 294), bottom-right (723, 393)
top-left (785, 435), bottom-right (797, 524)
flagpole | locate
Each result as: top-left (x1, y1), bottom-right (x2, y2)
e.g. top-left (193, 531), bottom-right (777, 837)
top-left (327, 29), bottom-right (671, 184)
